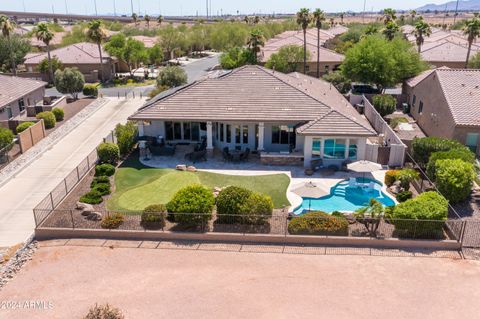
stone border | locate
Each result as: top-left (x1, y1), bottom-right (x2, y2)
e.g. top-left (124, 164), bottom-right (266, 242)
top-left (0, 234), bottom-right (37, 290)
top-left (0, 98), bottom-right (108, 188)
top-left (35, 228), bottom-right (461, 251)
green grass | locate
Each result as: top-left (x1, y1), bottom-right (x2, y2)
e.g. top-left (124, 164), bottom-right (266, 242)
top-left (107, 154), bottom-right (291, 212)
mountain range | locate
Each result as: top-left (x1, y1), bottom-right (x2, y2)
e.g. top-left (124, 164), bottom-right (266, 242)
top-left (417, 0), bottom-right (480, 11)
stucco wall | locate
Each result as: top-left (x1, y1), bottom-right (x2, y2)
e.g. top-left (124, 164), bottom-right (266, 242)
top-left (0, 86), bottom-right (45, 122)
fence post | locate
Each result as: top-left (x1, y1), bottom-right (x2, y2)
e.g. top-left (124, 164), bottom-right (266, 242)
top-left (413, 220), bottom-right (418, 239)
top-left (33, 209), bottom-right (39, 227)
top-left (284, 215), bottom-right (288, 238)
top-left (460, 220), bottom-right (467, 245)
top-left (76, 166), bottom-right (80, 180)
top-left (133, 91), bottom-right (135, 99)
top-left (64, 179), bottom-right (68, 193)
top-left (70, 210), bottom-right (75, 230)
top-left (49, 193), bottom-right (54, 209)
top-left (118, 92), bottom-right (120, 99)
top-left (125, 92), bottom-right (127, 99)
top-left (86, 155), bottom-right (90, 169)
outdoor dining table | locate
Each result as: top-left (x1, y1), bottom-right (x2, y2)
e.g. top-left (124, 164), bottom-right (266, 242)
top-left (229, 150), bottom-right (243, 162)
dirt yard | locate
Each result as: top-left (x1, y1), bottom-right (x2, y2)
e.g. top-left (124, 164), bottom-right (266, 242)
top-left (0, 240), bottom-right (478, 319)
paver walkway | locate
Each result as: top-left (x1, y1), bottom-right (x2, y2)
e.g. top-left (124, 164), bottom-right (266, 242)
top-left (0, 97), bottom-right (146, 247)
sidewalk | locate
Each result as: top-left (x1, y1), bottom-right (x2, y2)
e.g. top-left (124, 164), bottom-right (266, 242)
top-left (0, 97), bottom-right (146, 247)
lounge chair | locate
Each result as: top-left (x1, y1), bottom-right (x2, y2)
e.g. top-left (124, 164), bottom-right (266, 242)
top-left (349, 177), bottom-right (357, 187)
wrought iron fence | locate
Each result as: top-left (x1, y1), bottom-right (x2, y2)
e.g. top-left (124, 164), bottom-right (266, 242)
top-left (0, 140), bottom-right (21, 170)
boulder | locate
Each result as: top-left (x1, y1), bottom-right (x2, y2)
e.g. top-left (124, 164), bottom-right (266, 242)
top-left (389, 181), bottom-right (402, 194)
top-left (187, 166), bottom-right (197, 172)
top-left (86, 212), bottom-right (102, 221)
top-left (176, 164), bottom-right (187, 171)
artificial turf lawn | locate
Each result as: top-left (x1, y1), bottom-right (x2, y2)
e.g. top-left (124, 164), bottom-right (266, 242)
top-left (106, 154), bottom-right (291, 212)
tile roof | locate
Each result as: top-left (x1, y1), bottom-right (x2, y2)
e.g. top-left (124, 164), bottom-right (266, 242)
top-left (24, 42), bottom-right (112, 65)
top-left (405, 66), bottom-right (450, 87)
top-left (420, 41), bottom-right (479, 62)
top-left (0, 75), bottom-right (46, 107)
top-left (132, 36), bottom-right (159, 48)
top-left (130, 65), bottom-right (375, 137)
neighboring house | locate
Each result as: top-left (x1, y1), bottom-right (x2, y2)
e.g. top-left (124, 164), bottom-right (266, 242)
top-left (404, 68), bottom-right (480, 155)
top-left (23, 42), bottom-right (117, 82)
top-left (0, 75), bottom-right (46, 124)
top-left (129, 65), bottom-right (377, 168)
top-left (132, 35), bottom-right (159, 48)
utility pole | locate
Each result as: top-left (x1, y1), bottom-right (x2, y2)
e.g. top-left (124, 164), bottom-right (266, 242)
top-left (22, 0), bottom-right (26, 12)
top-left (130, 0), bottom-right (134, 15)
top-left (363, 0), bottom-right (367, 23)
top-left (65, 0), bottom-right (68, 14)
top-left (94, 0), bottom-right (98, 16)
top-left (453, 0), bottom-right (460, 25)
top-left (113, 0), bottom-right (116, 17)
top-left (206, 0), bottom-right (208, 18)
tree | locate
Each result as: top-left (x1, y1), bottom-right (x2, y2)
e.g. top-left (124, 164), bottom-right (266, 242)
top-left (296, 8), bottom-right (312, 74)
top-left (54, 68), bottom-right (85, 100)
top-left (220, 47), bottom-right (254, 69)
top-left (131, 13), bottom-right (138, 26)
top-left (147, 44), bottom-right (164, 65)
top-left (410, 10), bottom-right (417, 24)
top-left (322, 70), bottom-right (351, 93)
top-left (364, 24), bottom-right (379, 36)
top-left (123, 38), bottom-right (147, 76)
top-left (0, 34), bottom-right (30, 72)
top-left (463, 17), bottom-right (480, 68)
top-left (144, 15), bottom-right (151, 28)
top-left (372, 94), bottom-right (397, 116)
top-left (354, 199), bottom-right (385, 237)
top-left (468, 51), bottom-right (480, 68)
top-left (265, 45), bottom-right (307, 73)
top-left (37, 56), bottom-right (63, 75)
top-left (115, 121), bottom-right (138, 156)
top-left (246, 28), bottom-right (265, 64)
top-left (435, 159), bottom-right (475, 203)
top-left (157, 15), bottom-right (164, 26)
top-left (412, 18), bottom-right (432, 53)
top-left (0, 15), bottom-right (16, 75)
top-left (85, 20), bottom-right (108, 81)
top-left (0, 128), bottom-right (14, 149)
top-left (313, 9), bottom-right (326, 78)
top-left (35, 22), bottom-right (54, 83)
top-left (159, 25), bottom-right (186, 60)
top-left (382, 8), bottom-right (397, 24)
top-left (382, 20), bottom-right (399, 41)
top-left (157, 65), bottom-right (187, 88)
top-left (341, 36), bottom-right (427, 92)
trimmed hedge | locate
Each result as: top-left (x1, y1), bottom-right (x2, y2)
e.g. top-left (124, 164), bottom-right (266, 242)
top-left (384, 170), bottom-right (399, 187)
top-left (372, 94), bottom-right (396, 117)
top-left (91, 176), bottom-right (110, 188)
top-left (426, 148), bottom-right (476, 180)
top-left (16, 122), bottom-right (35, 133)
top-left (412, 137), bottom-right (465, 166)
top-left (435, 159), bottom-right (474, 203)
top-left (242, 192), bottom-right (274, 225)
top-left (397, 168), bottom-right (419, 190)
top-left (166, 185), bottom-right (215, 226)
top-left (396, 191), bottom-right (413, 203)
top-left (92, 183), bottom-right (111, 196)
top-left (36, 111), bottom-right (56, 129)
top-left (83, 83), bottom-right (99, 97)
top-left (141, 204), bottom-right (167, 229)
top-left (0, 128), bottom-right (14, 149)
top-left (288, 211), bottom-right (349, 236)
top-left (95, 164), bottom-right (116, 177)
top-left (52, 107), bottom-right (64, 121)
top-left (101, 213), bottom-right (124, 229)
top-left (97, 142), bottom-right (120, 164)
top-left (79, 190), bottom-right (103, 204)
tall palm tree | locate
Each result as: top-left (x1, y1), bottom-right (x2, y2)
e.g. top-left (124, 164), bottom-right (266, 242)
top-left (339, 12), bottom-right (344, 24)
top-left (0, 15), bottom-right (16, 76)
top-left (329, 17), bottom-right (335, 26)
top-left (247, 29), bottom-right (265, 64)
top-left (382, 20), bottom-right (399, 41)
top-left (157, 15), bottom-right (164, 26)
top-left (410, 10), bottom-right (417, 24)
top-left (313, 9), bottom-right (326, 78)
top-left (382, 8), bottom-right (397, 24)
top-left (412, 18), bottom-right (432, 53)
top-left (463, 17), bottom-right (480, 68)
top-left (144, 15), bottom-right (151, 28)
top-left (35, 22), bottom-right (54, 83)
top-left (296, 8), bottom-right (312, 74)
top-left (253, 16), bottom-right (260, 24)
top-left (244, 16), bottom-right (250, 24)
top-left (131, 13), bottom-right (138, 26)
top-left (85, 20), bottom-right (108, 82)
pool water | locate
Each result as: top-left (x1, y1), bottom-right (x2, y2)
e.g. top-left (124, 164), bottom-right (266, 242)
top-left (294, 178), bottom-right (395, 215)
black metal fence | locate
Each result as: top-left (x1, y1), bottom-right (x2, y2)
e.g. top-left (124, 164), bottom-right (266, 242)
top-left (0, 140), bottom-right (21, 170)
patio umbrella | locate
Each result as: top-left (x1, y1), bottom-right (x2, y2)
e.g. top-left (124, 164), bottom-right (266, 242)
top-left (292, 181), bottom-right (329, 199)
top-left (347, 160), bottom-right (382, 179)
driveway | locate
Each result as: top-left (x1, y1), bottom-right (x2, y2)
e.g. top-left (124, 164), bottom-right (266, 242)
top-left (0, 241), bottom-right (478, 319)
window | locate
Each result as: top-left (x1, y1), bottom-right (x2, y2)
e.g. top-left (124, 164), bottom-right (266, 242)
top-left (226, 124), bottom-right (231, 143)
top-left (466, 133), bottom-right (479, 153)
top-left (6, 107), bottom-right (12, 119)
top-left (348, 139), bottom-right (358, 160)
top-left (242, 125), bottom-right (249, 144)
top-left (220, 123), bottom-right (224, 142)
top-left (418, 101), bottom-right (424, 114)
top-left (18, 98), bottom-right (25, 112)
top-left (191, 122), bottom-right (200, 141)
top-left (312, 139), bottom-right (321, 156)
top-left (165, 122), bottom-right (199, 141)
top-left (183, 122), bottom-right (191, 140)
top-left (165, 122), bottom-right (173, 140)
top-left (412, 95), bottom-right (416, 107)
top-left (323, 139), bottom-right (347, 159)
top-left (173, 123), bottom-right (181, 140)
top-left (271, 126), bottom-right (280, 144)
top-left (271, 125), bottom-right (295, 145)
top-left (235, 125), bottom-right (241, 144)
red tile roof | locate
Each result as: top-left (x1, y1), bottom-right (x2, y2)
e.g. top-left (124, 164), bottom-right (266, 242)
top-left (0, 75), bottom-right (46, 107)
top-left (24, 42), bottom-right (112, 65)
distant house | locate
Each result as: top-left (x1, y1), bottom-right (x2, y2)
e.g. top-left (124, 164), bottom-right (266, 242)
top-left (129, 65), bottom-right (377, 168)
top-left (404, 68), bottom-right (480, 155)
top-left (0, 75), bottom-right (46, 124)
top-left (132, 35), bottom-right (159, 48)
top-left (23, 42), bottom-right (118, 82)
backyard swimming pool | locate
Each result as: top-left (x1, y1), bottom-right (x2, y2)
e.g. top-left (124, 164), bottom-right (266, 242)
top-left (293, 177), bottom-right (395, 215)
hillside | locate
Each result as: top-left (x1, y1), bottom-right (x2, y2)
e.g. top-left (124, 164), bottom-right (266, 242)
top-left (417, 0), bottom-right (480, 11)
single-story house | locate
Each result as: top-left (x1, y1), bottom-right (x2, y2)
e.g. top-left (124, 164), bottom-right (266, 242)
top-left (23, 42), bottom-right (118, 82)
top-left (0, 75), bottom-right (47, 124)
top-left (404, 68), bottom-right (480, 155)
top-left (129, 65), bottom-right (377, 168)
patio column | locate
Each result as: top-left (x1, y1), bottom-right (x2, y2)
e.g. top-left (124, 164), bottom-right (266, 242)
top-left (138, 122), bottom-right (144, 137)
top-left (344, 138), bottom-right (350, 160)
top-left (206, 121), bottom-right (213, 150)
top-left (258, 122), bottom-right (265, 151)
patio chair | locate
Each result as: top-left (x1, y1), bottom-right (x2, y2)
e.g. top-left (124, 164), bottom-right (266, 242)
top-left (222, 148), bottom-right (232, 162)
top-left (190, 149), bottom-right (207, 163)
top-left (310, 158), bottom-right (324, 172)
top-left (240, 148), bottom-right (250, 162)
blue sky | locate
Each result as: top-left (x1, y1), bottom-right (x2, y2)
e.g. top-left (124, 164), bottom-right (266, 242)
top-left (1, 0), bottom-right (448, 16)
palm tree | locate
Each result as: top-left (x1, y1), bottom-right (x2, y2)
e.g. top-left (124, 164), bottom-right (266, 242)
top-left (329, 17), bottom-right (335, 26)
top-left (340, 12), bottom-right (344, 24)
top-left (296, 8), bottom-right (312, 74)
top-left (463, 17), bottom-right (480, 68)
top-left (0, 15), bottom-right (16, 76)
top-left (412, 18), bottom-right (432, 53)
top-left (85, 20), bottom-right (108, 82)
top-left (131, 13), bottom-right (138, 26)
top-left (244, 16), bottom-right (250, 24)
top-left (35, 22), bottom-right (54, 83)
top-left (253, 16), bottom-right (260, 24)
top-left (144, 15), bottom-right (151, 28)
top-left (410, 10), bottom-right (417, 24)
top-left (313, 9), bottom-right (326, 78)
top-left (157, 15), bottom-right (164, 26)
top-left (382, 20), bottom-right (399, 41)
top-left (382, 8), bottom-right (397, 24)
top-left (247, 29), bottom-right (265, 64)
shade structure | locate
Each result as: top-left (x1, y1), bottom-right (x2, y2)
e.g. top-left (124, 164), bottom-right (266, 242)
top-left (347, 160), bottom-right (382, 173)
top-left (292, 181), bottom-right (329, 199)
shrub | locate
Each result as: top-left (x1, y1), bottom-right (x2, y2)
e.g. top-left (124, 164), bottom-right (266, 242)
top-left (148, 85), bottom-right (169, 98)
top-left (79, 190), bottom-right (103, 204)
top-left (115, 121), bottom-right (138, 156)
top-left (372, 94), bottom-right (396, 117)
top-left (412, 137), bottom-right (465, 166)
top-left (216, 186), bottom-right (253, 223)
top-left (331, 211), bottom-right (346, 218)
top-left (91, 176), bottom-right (110, 188)
top-left (83, 83), bottom-right (99, 97)
top-left (166, 185), bottom-right (215, 226)
top-left (435, 159), bottom-right (474, 203)
top-left (396, 191), bottom-right (413, 203)
top-left (92, 183), bottom-right (111, 196)
top-left (0, 128), bottom-right (14, 149)
top-left (101, 213), bottom-right (124, 229)
top-left (84, 303), bottom-right (124, 319)
top-left (97, 142), bottom-right (120, 164)
top-left (16, 121), bottom-right (35, 133)
top-left (36, 111), bottom-right (56, 129)
top-left (141, 204), bottom-right (167, 229)
top-left (384, 170), bottom-right (400, 186)
top-left (55, 67), bottom-right (85, 100)
top-left (389, 192), bottom-right (448, 239)
top-left (426, 148), bottom-right (476, 180)
top-left (288, 211), bottom-right (349, 236)
top-left (242, 192), bottom-right (274, 225)
top-left (52, 107), bottom-right (64, 121)
top-left (95, 164), bottom-right (116, 177)
top-left (157, 65), bottom-right (187, 88)
top-left (397, 168), bottom-right (420, 190)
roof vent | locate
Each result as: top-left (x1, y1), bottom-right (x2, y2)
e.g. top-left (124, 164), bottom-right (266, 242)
top-left (461, 83), bottom-right (466, 87)
top-left (227, 107), bottom-right (234, 111)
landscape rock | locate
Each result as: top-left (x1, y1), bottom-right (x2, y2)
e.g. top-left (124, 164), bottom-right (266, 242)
top-left (176, 164), bottom-right (187, 171)
top-left (86, 212), bottom-right (102, 221)
top-left (389, 181), bottom-right (402, 194)
top-left (77, 202), bottom-right (95, 212)
top-left (187, 166), bottom-right (197, 172)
